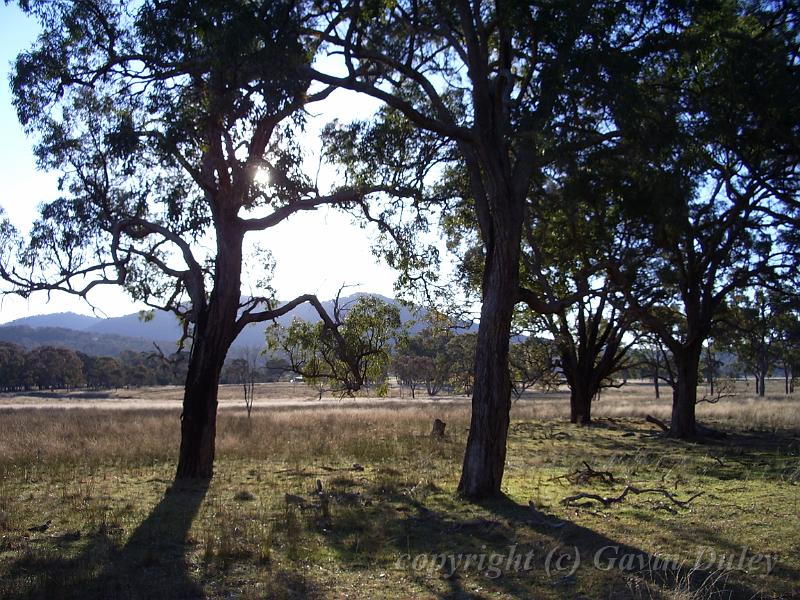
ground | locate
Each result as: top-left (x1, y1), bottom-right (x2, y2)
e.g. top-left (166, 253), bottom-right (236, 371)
top-left (0, 381), bottom-right (797, 599)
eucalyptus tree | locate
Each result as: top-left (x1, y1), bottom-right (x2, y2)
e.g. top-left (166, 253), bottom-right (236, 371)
top-left (722, 288), bottom-right (799, 397)
top-left (311, 0), bottom-right (695, 498)
top-left (25, 346), bottom-right (85, 390)
top-left (508, 337), bottom-right (558, 400)
top-left (0, 342), bottom-right (28, 392)
top-left (396, 322), bottom-right (470, 396)
top-left (392, 354), bottom-right (430, 399)
top-left (517, 161), bottom-right (645, 425)
top-left (267, 295), bottom-right (402, 397)
top-left (609, 4), bottom-right (799, 437)
top-left (774, 306), bottom-right (800, 395)
top-left (730, 292), bottom-right (777, 397)
top-left (0, 1), bottom-right (390, 478)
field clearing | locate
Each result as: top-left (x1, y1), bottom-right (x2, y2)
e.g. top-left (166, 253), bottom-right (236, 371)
top-left (0, 381), bottom-right (798, 599)
top-left (1, 379), bottom-right (799, 426)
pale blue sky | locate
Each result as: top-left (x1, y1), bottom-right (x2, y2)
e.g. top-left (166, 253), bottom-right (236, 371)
top-left (0, 4), bottom-right (406, 323)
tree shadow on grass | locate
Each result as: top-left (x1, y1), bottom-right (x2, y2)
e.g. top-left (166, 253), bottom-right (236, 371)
top-left (4, 480), bottom-right (209, 599)
top-left (480, 495), bottom-right (774, 600)
top-left (534, 420), bottom-right (800, 486)
top-left (313, 479), bottom-right (775, 600)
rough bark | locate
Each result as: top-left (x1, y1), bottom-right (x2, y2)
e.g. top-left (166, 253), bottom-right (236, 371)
top-left (175, 308), bottom-right (235, 478)
top-left (569, 387), bottom-right (593, 426)
top-left (457, 220), bottom-right (520, 499)
top-left (175, 230), bottom-right (242, 480)
top-left (562, 350), bottom-right (590, 425)
top-left (563, 358), bottom-right (595, 425)
top-left (757, 357), bottom-right (768, 397)
top-left (706, 348), bottom-right (715, 396)
top-left (175, 335), bottom-right (225, 479)
top-left (670, 346), bottom-right (701, 439)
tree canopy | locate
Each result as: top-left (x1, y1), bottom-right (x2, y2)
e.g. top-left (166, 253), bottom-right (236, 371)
top-left (0, 0), bottom-right (396, 479)
top-left (1, 0), bottom-right (797, 497)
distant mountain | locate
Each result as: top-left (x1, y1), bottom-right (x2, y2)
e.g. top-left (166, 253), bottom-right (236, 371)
top-left (7, 312), bottom-right (102, 331)
top-left (0, 325), bottom-right (169, 356)
top-left (0, 293), bottom-right (435, 356)
top-left (86, 310), bottom-right (185, 340)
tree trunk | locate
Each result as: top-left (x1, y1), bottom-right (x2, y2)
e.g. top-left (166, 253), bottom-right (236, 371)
top-left (654, 373), bottom-right (660, 399)
top-left (175, 316), bottom-right (231, 479)
top-left (670, 347), bottom-right (701, 439)
top-left (175, 231), bottom-right (242, 480)
top-left (705, 346), bottom-right (715, 396)
top-left (708, 362), bottom-right (714, 396)
top-left (569, 387), bottom-right (593, 426)
top-left (564, 361), bottom-right (594, 426)
top-left (458, 223), bottom-right (520, 500)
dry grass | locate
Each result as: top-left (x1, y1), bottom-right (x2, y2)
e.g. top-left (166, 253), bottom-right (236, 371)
top-left (0, 382), bottom-right (797, 599)
top-left (2, 379), bottom-right (798, 431)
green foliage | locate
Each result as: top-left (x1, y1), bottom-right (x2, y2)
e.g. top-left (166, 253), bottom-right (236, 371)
top-left (23, 346), bottom-right (85, 390)
top-left (321, 109), bottom-right (447, 297)
top-left (720, 288), bottom-right (800, 395)
top-left (0, 343), bottom-right (28, 391)
top-left (82, 355), bottom-right (126, 389)
top-left (0, 343), bottom-right (192, 392)
top-left (267, 296), bottom-right (402, 395)
top-left (393, 317), bottom-right (476, 396)
top-left (508, 338), bottom-right (559, 399)
top-left (391, 354), bottom-right (433, 398)
top-left (3, 0), bottom-right (318, 321)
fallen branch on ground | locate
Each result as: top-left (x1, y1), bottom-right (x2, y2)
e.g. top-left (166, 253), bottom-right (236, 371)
top-left (561, 486), bottom-right (704, 508)
top-left (552, 462), bottom-right (616, 486)
top-left (645, 414), bottom-right (670, 432)
top-left (319, 463), bottom-right (365, 472)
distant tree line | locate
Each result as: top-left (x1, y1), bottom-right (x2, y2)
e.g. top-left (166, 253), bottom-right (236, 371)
top-left (0, 343), bottom-right (185, 392)
top-left (0, 342), bottom-right (290, 393)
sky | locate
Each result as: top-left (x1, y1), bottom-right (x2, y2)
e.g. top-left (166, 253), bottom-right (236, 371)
top-left (0, 4), bottom-right (408, 324)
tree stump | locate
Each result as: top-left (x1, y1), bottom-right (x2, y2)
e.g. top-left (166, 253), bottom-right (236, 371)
top-left (431, 418), bottom-right (446, 438)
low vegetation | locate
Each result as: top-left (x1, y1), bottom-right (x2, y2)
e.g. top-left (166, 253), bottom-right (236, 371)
top-left (0, 382), bottom-right (797, 599)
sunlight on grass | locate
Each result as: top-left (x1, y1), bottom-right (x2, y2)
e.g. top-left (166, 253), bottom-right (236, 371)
top-left (0, 384), bottom-right (797, 599)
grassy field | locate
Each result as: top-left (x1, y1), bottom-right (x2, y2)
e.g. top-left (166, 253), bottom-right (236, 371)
top-left (0, 381), bottom-right (797, 599)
